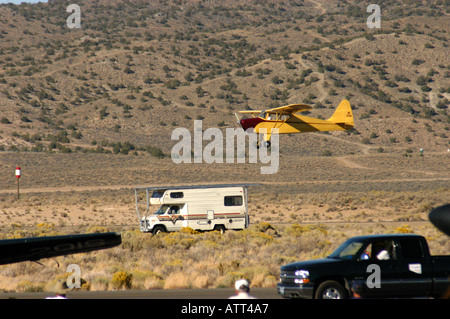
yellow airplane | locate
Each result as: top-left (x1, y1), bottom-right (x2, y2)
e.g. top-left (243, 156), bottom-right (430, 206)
top-left (236, 99), bottom-right (354, 147)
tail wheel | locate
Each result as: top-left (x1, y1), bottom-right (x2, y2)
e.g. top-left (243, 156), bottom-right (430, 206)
top-left (214, 225), bottom-right (226, 234)
top-left (315, 280), bottom-right (348, 299)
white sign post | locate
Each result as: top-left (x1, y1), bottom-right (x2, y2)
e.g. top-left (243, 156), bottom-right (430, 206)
top-left (15, 167), bottom-right (21, 199)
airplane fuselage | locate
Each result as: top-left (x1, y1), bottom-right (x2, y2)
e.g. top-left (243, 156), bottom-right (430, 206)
top-left (238, 99), bottom-right (354, 142)
top-left (240, 114), bottom-right (353, 135)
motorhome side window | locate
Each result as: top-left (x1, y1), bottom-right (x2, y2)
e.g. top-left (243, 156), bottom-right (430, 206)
top-left (170, 192), bottom-right (184, 198)
top-left (224, 196), bottom-right (243, 206)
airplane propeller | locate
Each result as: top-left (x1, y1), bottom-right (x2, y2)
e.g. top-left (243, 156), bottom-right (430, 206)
top-left (234, 113), bottom-right (242, 126)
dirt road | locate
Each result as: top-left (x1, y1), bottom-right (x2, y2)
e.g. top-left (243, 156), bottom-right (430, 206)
top-left (0, 287), bottom-right (281, 299)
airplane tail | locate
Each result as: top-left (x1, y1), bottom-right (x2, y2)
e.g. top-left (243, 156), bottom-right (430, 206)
top-left (327, 99), bottom-right (354, 129)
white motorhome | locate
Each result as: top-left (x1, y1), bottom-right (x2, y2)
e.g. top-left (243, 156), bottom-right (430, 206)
top-left (135, 184), bottom-right (253, 234)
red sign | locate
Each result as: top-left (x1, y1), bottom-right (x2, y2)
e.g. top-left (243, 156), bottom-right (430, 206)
top-left (15, 167), bottom-right (21, 179)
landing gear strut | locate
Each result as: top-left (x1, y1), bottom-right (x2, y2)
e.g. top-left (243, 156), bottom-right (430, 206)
top-left (256, 141), bottom-right (271, 149)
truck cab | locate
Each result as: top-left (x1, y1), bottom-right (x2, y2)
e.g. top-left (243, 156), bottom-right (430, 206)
top-left (278, 234), bottom-right (450, 299)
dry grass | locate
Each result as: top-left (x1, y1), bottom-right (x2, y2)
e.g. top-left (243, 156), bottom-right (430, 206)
top-left (0, 211), bottom-right (448, 293)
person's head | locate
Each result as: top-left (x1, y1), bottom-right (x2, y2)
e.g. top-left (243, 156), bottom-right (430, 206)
top-left (235, 279), bottom-right (250, 293)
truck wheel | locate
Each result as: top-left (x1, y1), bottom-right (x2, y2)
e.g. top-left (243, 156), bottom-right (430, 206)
top-left (214, 225), bottom-right (226, 234)
top-left (315, 280), bottom-right (348, 299)
top-left (152, 225), bottom-right (166, 235)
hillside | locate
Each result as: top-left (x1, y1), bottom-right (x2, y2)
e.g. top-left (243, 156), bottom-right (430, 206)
top-left (0, 0), bottom-right (448, 157)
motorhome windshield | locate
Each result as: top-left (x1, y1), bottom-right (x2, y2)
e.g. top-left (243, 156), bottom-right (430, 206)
top-left (155, 205), bottom-right (170, 215)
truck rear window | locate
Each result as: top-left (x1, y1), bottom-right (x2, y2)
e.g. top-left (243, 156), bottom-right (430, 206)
top-left (224, 196), bottom-right (243, 206)
top-left (399, 238), bottom-right (424, 259)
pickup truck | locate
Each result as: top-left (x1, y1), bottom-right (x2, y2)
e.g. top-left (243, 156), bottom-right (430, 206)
top-left (277, 234), bottom-right (450, 299)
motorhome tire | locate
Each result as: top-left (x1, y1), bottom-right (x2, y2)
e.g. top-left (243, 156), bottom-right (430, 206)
top-left (152, 225), bottom-right (166, 235)
top-left (214, 225), bottom-right (226, 234)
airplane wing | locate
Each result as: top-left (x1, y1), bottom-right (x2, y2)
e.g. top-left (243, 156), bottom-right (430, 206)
top-left (265, 103), bottom-right (312, 115)
top-left (0, 232), bottom-right (122, 265)
top-left (236, 110), bottom-right (262, 121)
top-left (237, 110), bottom-right (262, 114)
